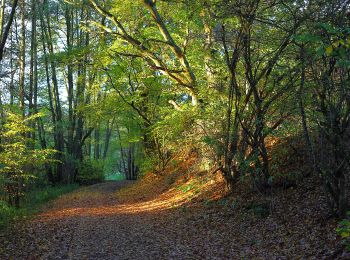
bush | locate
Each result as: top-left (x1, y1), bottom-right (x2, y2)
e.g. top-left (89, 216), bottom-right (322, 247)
top-left (0, 200), bottom-right (16, 228)
top-left (76, 160), bottom-right (105, 185)
top-left (0, 184), bottom-right (78, 229)
top-left (139, 155), bottom-right (158, 174)
top-left (23, 184), bottom-right (78, 206)
top-left (0, 112), bottom-right (56, 207)
top-left (337, 212), bottom-right (350, 251)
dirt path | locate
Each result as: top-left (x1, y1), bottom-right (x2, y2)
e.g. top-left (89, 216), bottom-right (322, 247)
top-left (0, 180), bottom-right (344, 259)
top-left (0, 181), bottom-right (231, 259)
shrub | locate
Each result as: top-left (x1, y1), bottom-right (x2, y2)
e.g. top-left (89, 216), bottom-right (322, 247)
top-left (0, 112), bottom-right (55, 207)
top-left (0, 200), bottom-right (15, 228)
top-left (337, 212), bottom-right (350, 251)
top-left (76, 160), bottom-right (105, 185)
top-left (0, 184), bottom-right (78, 230)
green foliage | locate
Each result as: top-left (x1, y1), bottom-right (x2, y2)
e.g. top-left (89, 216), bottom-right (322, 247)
top-left (0, 112), bottom-right (56, 206)
top-left (178, 183), bottom-right (195, 193)
top-left (23, 184), bottom-right (78, 208)
top-left (298, 22), bottom-right (350, 216)
top-left (0, 184), bottom-right (78, 229)
top-left (152, 107), bottom-right (196, 152)
top-left (76, 160), bottom-right (105, 185)
top-left (337, 212), bottom-right (350, 251)
top-left (176, 178), bottom-right (204, 195)
top-left (105, 173), bottom-right (125, 181)
top-left (295, 23), bottom-right (350, 62)
top-left (139, 155), bottom-right (159, 174)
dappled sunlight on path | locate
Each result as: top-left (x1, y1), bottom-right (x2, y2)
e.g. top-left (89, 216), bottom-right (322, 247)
top-left (0, 178), bottom-right (343, 259)
top-left (37, 180), bottom-right (217, 220)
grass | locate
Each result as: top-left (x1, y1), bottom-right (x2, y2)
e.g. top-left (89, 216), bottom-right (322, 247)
top-left (0, 184), bottom-right (79, 230)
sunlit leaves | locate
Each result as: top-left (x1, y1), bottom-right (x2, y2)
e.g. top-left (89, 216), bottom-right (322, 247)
top-left (0, 111), bottom-right (56, 204)
top-left (295, 23), bottom-right (350, 64)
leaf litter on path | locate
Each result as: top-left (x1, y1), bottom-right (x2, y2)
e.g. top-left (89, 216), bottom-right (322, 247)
top-left (0, 175), bottom-right (347, 259)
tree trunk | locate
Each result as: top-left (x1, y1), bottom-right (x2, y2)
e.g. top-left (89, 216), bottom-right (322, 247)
top-left (298, 45), bottom-right (316, 175)
top-left (94, 126), bottom-right (100, 160)
top-left (18, 0), bottom-right (25, 117)
top-left (103, 118), bottom-right (115, 159)
top-left (28, 0), bottom-right (38, 148)
top-left (0, 0), bottom-right (18, 61)
top-left (41, 1), bottom-right (65, 182)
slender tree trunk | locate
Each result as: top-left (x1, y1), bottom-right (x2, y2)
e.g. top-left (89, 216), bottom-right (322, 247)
top-left (0, 0), bottom-right (18, 61)
top-left (85, 138), bottom-right (90, 157)
top-left (37, 117), bottom-right (55, 183)
top-left (103, 118), bottom-right (115, 159)
top-left (65, 6), bottom-right (75, 158)
top-left (28, 0), bottom-right (37, 147)
top-left (201, 8), bottom-right (216, 90)
top-left (0, 90), bottom-right (4, 119)
top-left (0, 0), bottom-right (5, 38)
top-left (9, 28), bottom-right (14, 105)
top-left (94, 126), bottom-right (100, 160)
top-left (41, 1), bottom-right (64, 182)
top-left (116, 122), bottom-right (127, 176)
top-left (72, 8), bottom-right (90, 166)
top-left (18, 0), bottom-right (25, 117)
top-left (298, 45), bottom-right (316, 174)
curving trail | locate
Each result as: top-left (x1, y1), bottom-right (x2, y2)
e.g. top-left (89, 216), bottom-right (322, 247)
top-left (0, 181), bottom-right (236, 259)
top-left (0, 180), bottom-right (343, 259)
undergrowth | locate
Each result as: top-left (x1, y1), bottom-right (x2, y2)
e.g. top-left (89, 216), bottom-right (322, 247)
top-left (76, 160), bottom-right (105, 185)
top-left (337, 212), bottom-right (350, 251)
top-left (0, 184), bottom-right (78, 230)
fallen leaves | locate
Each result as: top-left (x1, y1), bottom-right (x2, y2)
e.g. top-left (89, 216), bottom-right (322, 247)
top-left (0, 171), bottom-right (346, 259)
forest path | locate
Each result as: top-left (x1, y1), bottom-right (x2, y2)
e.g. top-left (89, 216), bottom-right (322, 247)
top-left (0, 179), bottom-right (341, 259)
top-left (0, 181), bottom-right (238, 259)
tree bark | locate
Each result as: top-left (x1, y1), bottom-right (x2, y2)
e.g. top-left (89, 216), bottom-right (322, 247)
top-left (18, 0), bottom-right (25, 117)
top-left (0, 0), bottom-right (18, 61)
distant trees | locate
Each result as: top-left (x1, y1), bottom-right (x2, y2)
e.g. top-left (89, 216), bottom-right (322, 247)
top-left (0, 0), bottom-right (102, 189)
